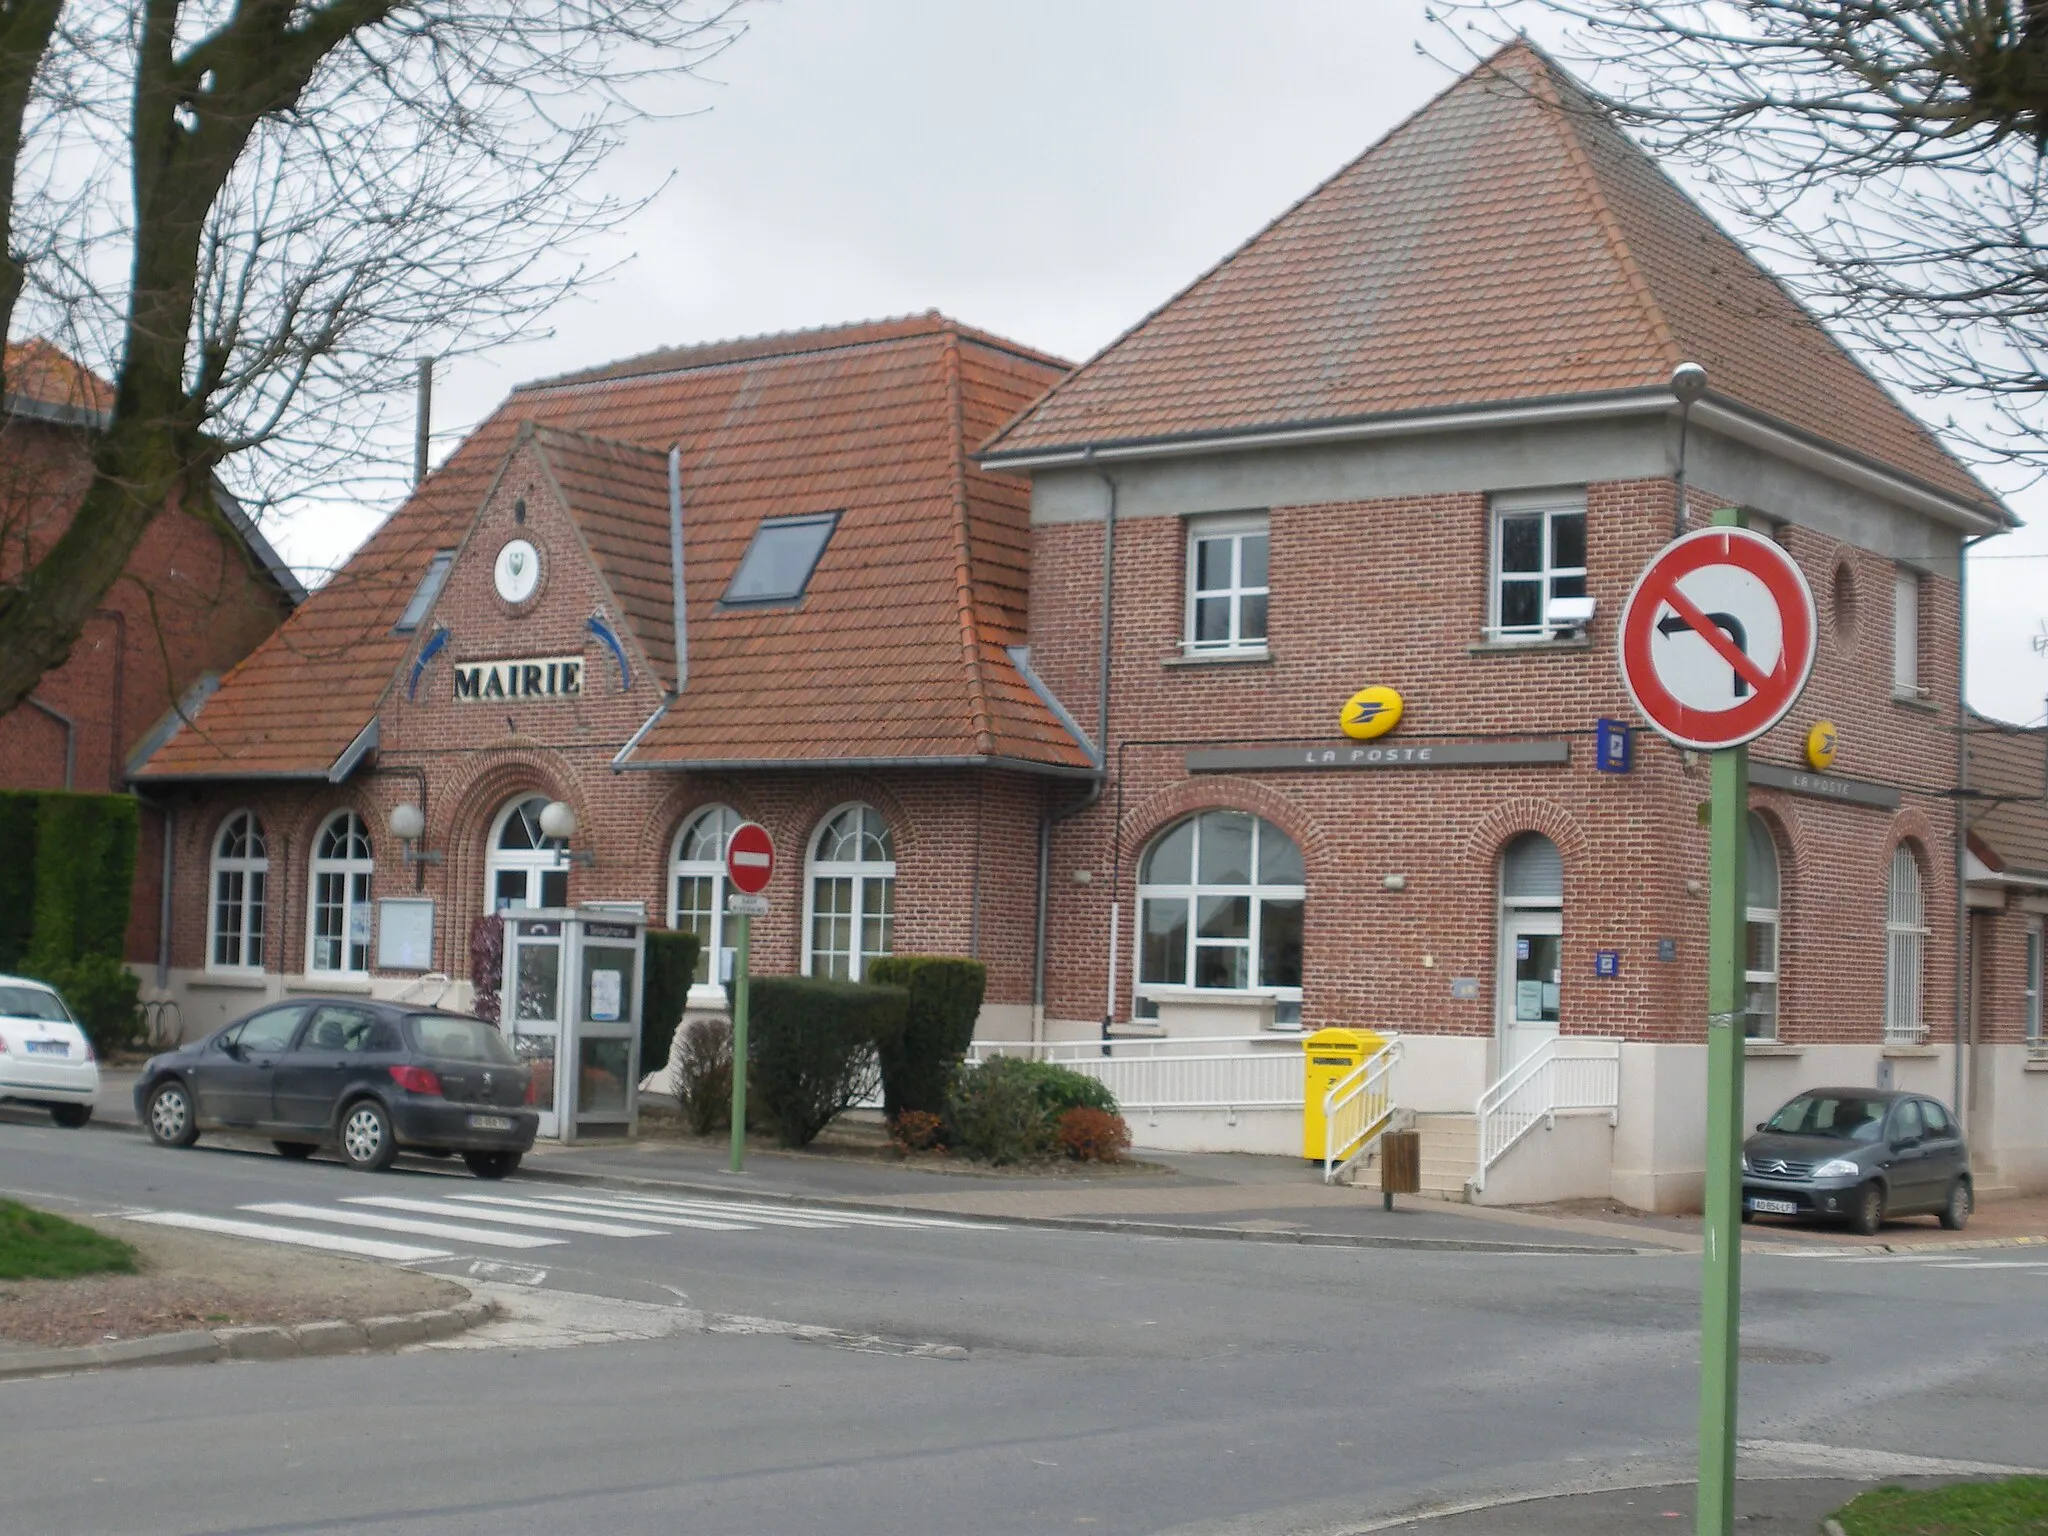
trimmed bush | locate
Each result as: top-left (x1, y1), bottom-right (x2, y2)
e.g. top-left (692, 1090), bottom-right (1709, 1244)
top-left (747, 975), bottom-right (907, 1147)
top-left (674, 1016), bottom-right (733, 1135)
top-left (0, 794), bottom-right (38, 972)
top-left (1057, 1106), bottom-right (1132, 1163)
top-left (868, 955), bottom-right (985, 1121)
top-left (24, 792), bottom-right (137, 969)
top-left (641, 929), bottom-right (701, 1087)
top-left (28, 952), bottom-right (141, 1058)
top-left (945, 1056), bottom-right (1053, 1165)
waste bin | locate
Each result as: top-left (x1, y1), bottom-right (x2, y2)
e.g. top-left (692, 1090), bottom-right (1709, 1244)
top-left (1302, 1026), bottom-right (1387, 1162)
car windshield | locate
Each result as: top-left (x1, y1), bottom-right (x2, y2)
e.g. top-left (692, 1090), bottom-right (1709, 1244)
top-left (0, 984), bottom-right (72, 1023)
top-left (404, 1015), bottom-right (517, 1065)
top-left (1764, 1095), bottom-right (1890, 1142)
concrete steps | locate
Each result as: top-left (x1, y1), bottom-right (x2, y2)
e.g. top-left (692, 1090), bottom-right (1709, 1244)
top-left (1350, 1111), bottom-right (1477, 1201)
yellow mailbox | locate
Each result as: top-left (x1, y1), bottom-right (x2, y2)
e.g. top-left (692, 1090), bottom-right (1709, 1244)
top-left (1302, 1026), bottom-right (1387, 1161)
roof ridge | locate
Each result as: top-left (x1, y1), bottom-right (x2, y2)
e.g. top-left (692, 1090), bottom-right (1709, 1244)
top-left (1525, 54), bottom-right (1681, 373)
top-left (941, 321), bottom-right (997, 756)
top-left (526, 422), bottom-right (672, 462)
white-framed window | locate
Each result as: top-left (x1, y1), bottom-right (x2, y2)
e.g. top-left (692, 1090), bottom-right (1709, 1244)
top-left (1885, 844), bottom-right (1929, 1043)
top-left (2026, 920), bottom-right (2043, 1048)
top-left (308, 810), bottom-right (373, 975)
top-left (1136, 810), bottom-right (1304, 1027)
top-left (208, 811), bottom-right (268, 972)
top-left (1745, 813), bottom-right (1781, 1041)
top-left (669, 804), bottom-right (742, 986)
top-left (486, 795), bottom-right (568, 911)
top-left (1185, 514), bottom-right (1269, 654)
top-left (804, 804), bottom-right (895, 981)
top-left (1893, 566), bottom-right (1922, 695)
top-left (1489, 489), bottom-right (1587, 640)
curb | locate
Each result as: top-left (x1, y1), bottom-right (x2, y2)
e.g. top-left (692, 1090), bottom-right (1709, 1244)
top-left (0, 1298), bottom-right (496, 1382)
top-left (516, 1162), bottom-right (1648, 1256)
top-left (1758, 1233), bottom-right (2048, 1258)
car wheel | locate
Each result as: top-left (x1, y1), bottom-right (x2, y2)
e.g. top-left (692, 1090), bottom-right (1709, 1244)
top-left (338, 1099), bottom-right (398, 1172)
top-left (50, 1104), bottom-right (91, 1129)
top-left (273, 1141), bottom-right (317, 1160)
top-left (463, 1151), bottom-right (521, 1181)
top-left (1849, 1180), bottom-right (1886, 1236)
top-left (145, 1081), bottom-right (200, 1148)
top-left (1939, 1177), bottom-right (1973, 1231)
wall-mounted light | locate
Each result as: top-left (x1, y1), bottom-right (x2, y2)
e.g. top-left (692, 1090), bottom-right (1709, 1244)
top-left (540, 799), bottom-right (596, 868)
top-left (1382, 874), bottom-right (1408, 891)
top-left (389, 802), bottom-right (441, 889)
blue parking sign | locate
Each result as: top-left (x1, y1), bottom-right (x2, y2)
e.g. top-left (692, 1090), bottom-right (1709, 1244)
top-left (1595, 718), bottom-right (1632, 774)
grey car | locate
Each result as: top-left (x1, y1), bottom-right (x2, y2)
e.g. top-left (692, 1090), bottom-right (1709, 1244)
top-left (1741, 1088), bottom-right (1971, 1236)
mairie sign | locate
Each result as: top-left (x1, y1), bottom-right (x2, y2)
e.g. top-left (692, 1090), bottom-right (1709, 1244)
top-left (454, 655), bottom-right (583, 702)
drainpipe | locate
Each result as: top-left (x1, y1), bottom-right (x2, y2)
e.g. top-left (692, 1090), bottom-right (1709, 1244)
top-left (1091, 461), bottom-right (1119, 1049)
top-left (1955, 530), bottom-right (1998, 1127)
top-left (668, 446), bottom-right (688, 696)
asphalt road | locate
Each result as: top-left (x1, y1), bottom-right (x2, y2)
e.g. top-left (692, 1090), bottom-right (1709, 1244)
top-left (2, 1115), bottom-right (2044, 1535)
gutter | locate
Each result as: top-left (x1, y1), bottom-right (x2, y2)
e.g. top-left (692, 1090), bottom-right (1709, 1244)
top-left (613, 749), bottom-right (1099, 780)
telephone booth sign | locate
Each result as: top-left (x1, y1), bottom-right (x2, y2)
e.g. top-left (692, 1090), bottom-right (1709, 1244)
top-left (500, 906), bottom-right (646, 1143)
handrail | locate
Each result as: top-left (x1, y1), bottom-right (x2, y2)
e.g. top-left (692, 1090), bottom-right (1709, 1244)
top-left (964, 1035), bottom-right (1306, 1118)
top-left (1471, 1036), bottom-right (1619, 1194)
top-left (1323, 1035), bottom-right (1402, 1184)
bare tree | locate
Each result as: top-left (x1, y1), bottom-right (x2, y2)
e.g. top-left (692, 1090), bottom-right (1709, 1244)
top-left (0, 1), bottom-right (744, 718)
top-left (1431, 3), bottom-right (2048, 468)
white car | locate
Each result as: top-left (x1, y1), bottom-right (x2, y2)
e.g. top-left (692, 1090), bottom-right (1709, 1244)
top-left (0, 974), bottom-right (100, 1126)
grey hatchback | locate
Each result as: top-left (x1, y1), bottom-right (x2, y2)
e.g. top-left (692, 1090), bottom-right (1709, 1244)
top-left (1741, 1088), bottom-right (1971, 1236)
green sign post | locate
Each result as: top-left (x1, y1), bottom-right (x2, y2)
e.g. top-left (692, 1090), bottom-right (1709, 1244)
top-left (729, 909), bottom-right (752, 1174)
top-left (1616, 506), bottom-right (1817, 1536)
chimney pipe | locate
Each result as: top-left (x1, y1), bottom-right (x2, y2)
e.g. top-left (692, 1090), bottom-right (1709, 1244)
top-left (413, 357), bottom-right (434, 489)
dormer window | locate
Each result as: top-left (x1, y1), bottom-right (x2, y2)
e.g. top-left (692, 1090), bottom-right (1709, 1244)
top-left (1489, 490), bottom-right (1586, 641)
top-left (393, 550), bottom-right (454, 633)
top-left (723, 512), bottom-right (840, 605)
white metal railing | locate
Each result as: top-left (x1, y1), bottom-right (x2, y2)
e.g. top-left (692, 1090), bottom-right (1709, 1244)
top-left (1471, 1036), bottom-right (1619, 1193)
top-left (965, 1036), bottom-right (1305, 1123)
top-left (1323, 1035), bottom-right (1402, 1184)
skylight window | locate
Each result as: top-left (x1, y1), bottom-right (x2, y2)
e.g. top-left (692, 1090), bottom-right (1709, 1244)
top-left (721, 512), bottom-right (839, 605)
top-left (393, 550), bottom-right (454, 633)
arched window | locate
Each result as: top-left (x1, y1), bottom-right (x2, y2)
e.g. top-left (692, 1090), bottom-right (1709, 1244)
top-left (1885, 844), bottom-right (1928, 1043)
top-left (308, 811), bottom-right (373, 974)
top-left (209, 811), bottom-right (268, 971)
top-left (1745, 814), bottom-right (1781, 1040)
top-left (1137, 810), bottom-right (1304, 1025)
top-left (670, 804), bottom-right (742, 986)
top-left (487, 795), bottom-right (567, 911)
top-left (804, 804), bottom-right (895, 980)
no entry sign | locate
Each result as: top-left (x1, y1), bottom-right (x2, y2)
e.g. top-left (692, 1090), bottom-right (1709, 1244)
top-left (725, 822), bottom-right (775, 895)
top-left (1618, 526), bottom-right (1816, 751)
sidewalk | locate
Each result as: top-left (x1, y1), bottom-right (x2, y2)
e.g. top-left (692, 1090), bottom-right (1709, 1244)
top-left (1364, 1477), bottom-right (1950, 1533)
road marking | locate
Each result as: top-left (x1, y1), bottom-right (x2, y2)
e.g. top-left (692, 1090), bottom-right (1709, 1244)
top-left (342, 1194), bottom-right (665, 1238)
top-left (457, 1193), bottom-right (755, 1231)
top-left (240, 1201), bottom-right (563, 1250)
top-left (122, 1210), bottom-right (449, 1263)
top-left (508, 1192), bottom-right (845, 1230)
top-left (587, 1190), bottom-right (1001, 1231)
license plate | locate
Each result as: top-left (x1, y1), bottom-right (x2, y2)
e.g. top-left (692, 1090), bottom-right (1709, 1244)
top-left (468, 1114), bottom-right (513, 1131)
top-left (1748, 1198), bottom-right (1797, 1215)
top-left (24, 1040), bottom-right (67, 1056)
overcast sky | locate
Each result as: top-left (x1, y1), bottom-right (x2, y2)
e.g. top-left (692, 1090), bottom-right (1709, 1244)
top-left (267, 0), bottom-right (2048, 726)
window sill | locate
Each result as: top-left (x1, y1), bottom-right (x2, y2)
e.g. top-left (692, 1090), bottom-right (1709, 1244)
top-left (1882, 1042), bottom-right (1940, 1058)
top-left (192, 971), bottom-right (270, 990)
top-left (1466, 635), bottom-right (1591, 657)
top-left (285, 975), bottom-right (374, 995)
top-left (1743, 1043), bottom-right (1802, 1057)
top-left (1891, 690), bottom-right (1941, 713)
top-left (2026, 1056), bottom-right (2048, 1072)
top-left (1164, 648), bottom-right (1271, 669)
top-left (1106, 1021), bottom-right (1167, 1039)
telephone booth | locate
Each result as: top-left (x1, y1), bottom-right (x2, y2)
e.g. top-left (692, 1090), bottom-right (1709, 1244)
top-left (500, 907), bottom-right (645, 1143)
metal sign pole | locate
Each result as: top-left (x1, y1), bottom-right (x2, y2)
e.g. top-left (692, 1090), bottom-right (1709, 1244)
top-left (729, 911), bottom-right (752, 1174)
top-left (1696, 512), bottom-right (1750, 1536)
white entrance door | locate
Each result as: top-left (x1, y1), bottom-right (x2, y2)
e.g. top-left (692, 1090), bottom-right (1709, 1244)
top-left (1499, 909), bottom-right (1562, 1072)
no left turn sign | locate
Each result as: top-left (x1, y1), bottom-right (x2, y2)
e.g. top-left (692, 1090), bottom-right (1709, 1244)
top-left (1618, 526), bottom-right (1816, 751)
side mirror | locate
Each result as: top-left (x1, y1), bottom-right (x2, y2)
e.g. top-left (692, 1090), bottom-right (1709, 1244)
top-left (1755, 1123), bottom-right (1767, 1133)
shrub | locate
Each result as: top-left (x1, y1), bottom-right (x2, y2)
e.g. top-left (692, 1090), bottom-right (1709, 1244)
top-left (641, 929), bottom-right (702, 1088)
top-left (25, 792), bottom-right (138, 967)
top-left (747, 975), bottom-right (907, 1147)
top-left (1057, 1106), bottom-right (1132, 1163)
top-left (890, 1109), bottom-right (946, 1153)
top-left (468, 913), bottom-right (504, 1024)
top-left (674, 1016), bottom-right (733, 1135)
top-left (1005, 1058), bottom-right (1120, 1118)
top-left (946, 1057), bottom-right (1055, 1165)
top-left (28, 953), bottom-right (142, 1058)
top-left (0, 794), bottom-right (38, 972)
top-left (868, 955), bottom-right (986, 1122)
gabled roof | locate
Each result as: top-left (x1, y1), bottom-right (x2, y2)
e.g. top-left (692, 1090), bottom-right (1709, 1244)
top-left (135, 316), bottom-right (1092, 782)
top-left (1964, 711), bottom-right (2048, 882)
top-left (981, 43), bottom-right (2002, 522)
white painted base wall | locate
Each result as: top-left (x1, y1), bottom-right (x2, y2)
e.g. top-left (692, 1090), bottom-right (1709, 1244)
top-left (139, 966), bottom-right (476, 1044)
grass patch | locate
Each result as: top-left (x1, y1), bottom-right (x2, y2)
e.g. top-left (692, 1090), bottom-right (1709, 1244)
top-left (0, 1199), bottom-right (138, 1280)
top-left (1835, 1477), bottom-right (2048, 1535)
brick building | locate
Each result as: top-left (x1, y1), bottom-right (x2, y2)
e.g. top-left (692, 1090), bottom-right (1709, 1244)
top-left (981, 42), bottom-right (2039, 1207)
top-left (0, 340), bottom-right (302, 965)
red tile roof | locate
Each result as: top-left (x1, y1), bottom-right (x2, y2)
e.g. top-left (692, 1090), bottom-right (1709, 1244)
top-left (3, 340), bottom-right (114, 417)
top-left (982, 44), bottom-right (1999, 515)
top-left (136, 317), bottom-right (1091, 780)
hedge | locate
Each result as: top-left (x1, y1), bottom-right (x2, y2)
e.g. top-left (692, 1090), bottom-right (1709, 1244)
top-left (868, 955), bottom-right (985, 1121)
top-left (747, 974), bottom-right (907, 1147)
top-left (641, 929), bottom-right (702, 1083)
top-left (0, 789), bottom-right (142, 1057)
top-left (0, 794), bottom-right (37, 973)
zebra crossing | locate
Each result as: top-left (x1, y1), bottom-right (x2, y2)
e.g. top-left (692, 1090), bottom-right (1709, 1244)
top-left (1792, 1248), bottom-right (2048, 1272)
top-left (122, 1186), bottom-right (999, 1264)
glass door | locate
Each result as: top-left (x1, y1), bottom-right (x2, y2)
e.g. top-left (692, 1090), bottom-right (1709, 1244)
top-left (504, 917), bottom-right (564, 1137)
top-left (1498, 909), bottom-right (1562, 1073)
